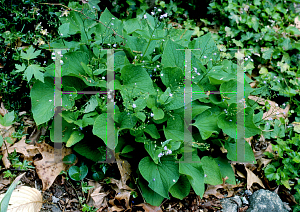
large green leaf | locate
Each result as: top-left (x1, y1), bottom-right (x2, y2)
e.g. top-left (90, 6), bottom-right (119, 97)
top-left (62, 51), bottom-right (89, 77)
top-left (200, 156), bottom-right (223, 185)
top-left (138, 156), bottom-right (179, 199)
top-left (214, 157), bottom-right (236, 185)
top-left (163, 114), bottom-right (184, 142)
top-left (99, 8), bottom-right (123, 43)
top-left (225, 140), bottom-right (257, 164)
top-left (144, 124), bottom-right (160, 139)
top-left (244, 107), bottom-right (262, 138)
top-left (169, 174), bottom-right (191, 200)
top-left (179, 152), bottom-right (205, 197)
top-left (188, 32), bottom-right (220, 64)
top-left (161, 39), bottom-right (185, 71)
top-left (30, 77), bottom-right (55, 126)
top-left (161, 67), bottom-right (184, 89)
top-left (120, 65), bottom-right (155, 98)
top-left (137, 174), bottom-right (165, 206)
top-left (92, 113), bottom-right (119, 149)
top-left (192, 109), bottom-right (220, 140)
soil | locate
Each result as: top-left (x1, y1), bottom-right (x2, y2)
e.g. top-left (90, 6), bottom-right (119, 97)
top-left (0, 165), bottom-right (297, 212)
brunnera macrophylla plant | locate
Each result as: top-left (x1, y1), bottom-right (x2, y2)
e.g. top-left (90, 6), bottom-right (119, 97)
top-left (18, 1), bottom-right (265, 206)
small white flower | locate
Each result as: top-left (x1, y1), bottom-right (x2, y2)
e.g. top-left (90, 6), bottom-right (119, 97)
top-left (248, 56), bottom-right (251, 58)
top-left (263, 81), bottom-right (266, 84)
top-left (157, 65), bottom-right (160, 67)
top-left (213, 53), bottom-right (217, 55)
top-left (204, 56), bottom-right (207, 58)
top-left (197, 73), bottom-right (200, 75)
top-left (93, 6), bottom-right (96, 8)
top-left (251, 59), bottom-right (253, 62)
top-left (245, 58), bottom-right (248, 61)
top-left (210, 58), bottom-right (212, 61)
top-left (193, 67), bottom-right (197, 71)
top-left (161, 74), bottom-right (163, 76)
top-left (164, 146), bottom-right (168, 150)
top-left (158, 9), bottom-right (162, 12)
top-left (153, 178), bottom-right (155, 181)
top-left (113, 44), bottom-right (117, 47)
top-left (169, 93), bottom-right (173, 97)
top-left (151, 113), bottom-right (154, 117)
top-left (229, 120), bottom-right (232, 122)
top-left (274, 76), bottom-right (277, 79)
top-left (276, 112), bottom-right (279, 115)
top-left (275, 103), bottom-right (278, 107)
top-left (49, 100), bottom-right (52, 102)
top-left (108, 95), bottom-right (112, 99)
top-left (151, 12), bottom-right (155, 15)
top-left (111, 23), bottom-right (114, 25)
top-left (158, 153), bottom-right (163, 158)
top-left (132, 104), bottom-right (136, 108)
top-left (278, 80), bottom-right (280, 82)
top-left (144, 14), bottom-right (147, 19)
top-left (266, 123), bottom-right (269, 126)
top-left (204, 174), bottom-right (207, 177)
top-left (102, 76), bottom-right (105, 79)
top-left (167, 150), bottom-right (172, 154)
top-left (283, 103), bottom-right (286, 106)
top-left (112, 17), bottom-right (115, 19)
top-left (268, 118), bottom-right (273, 121)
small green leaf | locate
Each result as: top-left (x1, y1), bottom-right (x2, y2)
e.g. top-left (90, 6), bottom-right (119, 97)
top-left (152, 106), bottom-right (164, 120)
top-left (68, 165), bottom-right (88, 181)
top-left (63, 154), bottom-right (77, 164)
top-left (0, 111), bottom-right (15, 126)
top-left (66, 131), bottom-right (84, 147)
top-left (20, 46), bottom-right (41, 60)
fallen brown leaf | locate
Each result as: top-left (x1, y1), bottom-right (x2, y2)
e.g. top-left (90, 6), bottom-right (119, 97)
top-left (34, 141), bottom-right (76, 191)
top-left (245, 166), bottom-right (265, 190)
top-left (136, 203), bottom-right (163, 212)
top-left (247, 96), bottom-right (290, 120)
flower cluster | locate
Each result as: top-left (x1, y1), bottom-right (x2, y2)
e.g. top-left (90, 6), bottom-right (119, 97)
top-left (158, 146), bottom-right (172, 158)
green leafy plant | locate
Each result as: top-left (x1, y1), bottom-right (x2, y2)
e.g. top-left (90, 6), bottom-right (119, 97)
top-left (21, 1), bottom-right (265, 206)
top-left (264, 132), bottom-right (300, 209)
top-left (7, 0), bottom-right (298, 208)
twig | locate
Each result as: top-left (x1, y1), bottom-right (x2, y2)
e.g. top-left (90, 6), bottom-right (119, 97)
top-left (39, 3), bottom-right (125, 40)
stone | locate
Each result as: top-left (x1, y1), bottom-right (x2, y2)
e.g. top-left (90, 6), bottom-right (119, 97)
top-left (220, 196), bottom-right (242, 212)
top-left (246, 189), bottom-right (291, 212)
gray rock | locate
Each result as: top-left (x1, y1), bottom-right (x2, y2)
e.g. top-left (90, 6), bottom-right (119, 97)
top-left (220, 196), bottom-right (242, 212)
top-left (246, 189), bottom-right (290, 212)
top-left (241, 196), bottom-right (249, 205)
